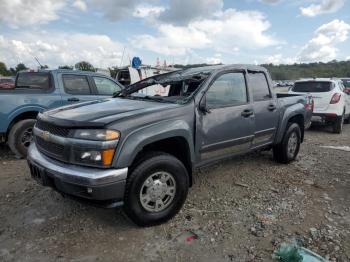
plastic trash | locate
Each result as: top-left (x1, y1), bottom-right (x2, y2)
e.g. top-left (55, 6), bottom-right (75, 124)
top-left (273, 243), bottom-right (328, 262)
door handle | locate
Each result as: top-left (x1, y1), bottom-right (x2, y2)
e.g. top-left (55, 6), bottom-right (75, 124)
top-left (268, 104), bottom-right (276, 111)
top-left (241, 109), bottom-right (254, 118)
top-left (67, 97), bottom-right (80, 102)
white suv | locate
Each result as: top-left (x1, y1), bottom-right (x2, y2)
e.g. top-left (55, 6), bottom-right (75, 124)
top-left (289, 78), bottom-right (350, 133)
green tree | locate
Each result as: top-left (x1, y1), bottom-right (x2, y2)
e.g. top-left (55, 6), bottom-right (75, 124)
top-left (0, 62), bottom-right (11, 76)
top-left (58, 65), bottom-right (73, 70)
top-left (15, 63), bottom-right (28, 73)
top-left (74, 61), bottom-right (95, 72)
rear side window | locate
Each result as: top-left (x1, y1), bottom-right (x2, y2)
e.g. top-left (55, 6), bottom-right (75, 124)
top-left (63, 75), bottom-right (91, 95)
top-left (249, 72), bottom-right (271, 101)
top-left (16, 73), bottom-right (51, 90)
top-left (292, 81), bottom-right (332, 93)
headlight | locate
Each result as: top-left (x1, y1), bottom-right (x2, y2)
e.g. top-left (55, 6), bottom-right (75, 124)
top-left (74, 148), bottom-right (115, 167)
top-left (71, 129), bottom-right (120, 167)
top-left (73, 129), bottom-right (120, 141)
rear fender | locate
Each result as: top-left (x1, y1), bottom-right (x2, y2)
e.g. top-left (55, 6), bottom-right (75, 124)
top-left (274, 104), bottom-right (305, 144)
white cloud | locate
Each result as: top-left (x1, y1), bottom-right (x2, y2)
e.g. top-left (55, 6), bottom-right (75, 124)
top-left (131, 8), bottom-right (279, 57)
top-left (133, 5), bottom-right (165, 18)
top-left (0, 32), bottom-right (124, 68)
top-left (298, 20), bottom-right (350, 62)
top-left (300, 0), bottom-right (345, 17)
top-left (88, 0), bottom-right (141, 21)
top-left (206, 53), bottom-right (223, 64)
top-left (347, 56), bottom-right (350, 61)
top-left (264, 54), bottom-right (296, 65)
top-left (73, 0), bottom-right (87, 12)
top-left (0, 0), bottom-right (66, 28)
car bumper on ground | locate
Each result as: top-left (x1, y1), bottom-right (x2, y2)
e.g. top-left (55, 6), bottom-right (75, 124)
top-left (27, 143), bottom-right (128, 205)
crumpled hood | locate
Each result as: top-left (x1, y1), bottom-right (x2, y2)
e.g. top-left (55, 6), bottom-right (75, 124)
top-left (42, 98), bottom-right (179, 126)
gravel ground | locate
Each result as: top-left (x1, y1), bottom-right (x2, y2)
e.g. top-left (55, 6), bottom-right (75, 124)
top-left (0, 124), bottom-right (349, 262)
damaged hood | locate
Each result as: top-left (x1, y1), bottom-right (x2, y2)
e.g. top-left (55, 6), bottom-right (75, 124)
top-left (39, 98), bottom-right (180, 127)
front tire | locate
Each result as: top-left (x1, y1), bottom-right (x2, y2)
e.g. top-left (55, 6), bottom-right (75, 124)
top-left (8, 119), bottom-right (36, 158)
top-left (273, 123), bottom-right (301, 164)
top-left (123, 152), bottom-right (189, 227)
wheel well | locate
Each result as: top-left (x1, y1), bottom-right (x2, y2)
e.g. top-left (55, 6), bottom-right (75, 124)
top-left (288, 114), bottom-right (304, 142)
top-left (6, 111), bottom-right (38, 139)
top-left (130, 137), bottom-right (193, 186)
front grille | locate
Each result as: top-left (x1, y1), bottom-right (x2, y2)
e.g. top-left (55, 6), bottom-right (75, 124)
top-left (36, 119), bottom-right (70, 137)
top-left (36, 136), bottom-right (65, 158)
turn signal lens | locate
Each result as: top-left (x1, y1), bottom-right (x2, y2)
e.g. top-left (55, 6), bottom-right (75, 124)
top-left (102, 149), bottom-right (115, 166)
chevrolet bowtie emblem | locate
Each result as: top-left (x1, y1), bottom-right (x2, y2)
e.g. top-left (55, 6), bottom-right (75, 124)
top-left (41, 131), bottom-right (50, 141)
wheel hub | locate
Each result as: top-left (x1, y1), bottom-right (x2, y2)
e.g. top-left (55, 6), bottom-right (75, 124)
top-left (287, 132), bottom-right (298, 157)
top-left (148, 180), bottom-right (167, 200)
top-left (139, 171), bottom-right (176, 212)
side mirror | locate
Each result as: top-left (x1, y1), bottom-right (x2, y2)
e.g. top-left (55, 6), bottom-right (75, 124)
top-left (199, 96), bottom-right (211, 114)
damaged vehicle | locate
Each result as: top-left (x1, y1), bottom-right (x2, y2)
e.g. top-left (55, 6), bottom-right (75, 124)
top-left (27, 65), bottom-right (312, 226)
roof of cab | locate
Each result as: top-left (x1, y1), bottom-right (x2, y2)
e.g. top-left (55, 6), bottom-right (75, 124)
top-left (18, 69), bottom-right (111, 77)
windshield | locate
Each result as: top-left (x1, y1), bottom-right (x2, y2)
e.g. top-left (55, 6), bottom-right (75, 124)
top-left (341, 79), bottom-right (350, 88)
top-left (292, 81), bottom-right (333, 93)
top-left (118, 72), bottom-right (211, 104)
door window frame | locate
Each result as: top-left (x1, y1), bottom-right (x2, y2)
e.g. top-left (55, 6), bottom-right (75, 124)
top-left (62, 74), bottom-right (93, 95)
top-left (247, 70), bottom-right (272, 102)
top-left (202, 70), bottom-right (250, 109)
top-left (90, 76), bottom-right (122, 96)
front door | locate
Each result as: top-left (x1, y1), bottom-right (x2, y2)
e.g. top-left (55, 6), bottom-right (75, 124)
top-left (198, 71), bottom-right (255, 162)
top-left (59, 74), bottom-right (99, 105)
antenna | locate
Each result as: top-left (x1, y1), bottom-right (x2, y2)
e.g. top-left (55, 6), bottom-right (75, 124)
top-left (120, 46), bottom-right (126, 67)
top-left (34, 57), bottom-right (43, 69)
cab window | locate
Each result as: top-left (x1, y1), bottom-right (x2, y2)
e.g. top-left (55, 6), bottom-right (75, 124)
top-left (93, 77), bottom-right (121, 95)
top-left (62, 75), bottom-right (91, 95)
top-left (206, 72), bottom-right (248, 108)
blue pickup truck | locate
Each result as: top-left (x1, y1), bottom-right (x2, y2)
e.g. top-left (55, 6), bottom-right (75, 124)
top-left (0, 69), bottom-right (123, 157)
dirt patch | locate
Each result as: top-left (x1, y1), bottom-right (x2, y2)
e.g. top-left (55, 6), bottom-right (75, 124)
top-left (0, 125), bottom-right (349, 261)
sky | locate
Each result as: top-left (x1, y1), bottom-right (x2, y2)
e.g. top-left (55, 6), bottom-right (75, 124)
top-left (0, 0), bottom-right (350, 69)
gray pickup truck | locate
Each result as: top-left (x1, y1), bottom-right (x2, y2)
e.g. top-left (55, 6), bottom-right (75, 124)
top-left (27, 65), bottom-right (312, 226)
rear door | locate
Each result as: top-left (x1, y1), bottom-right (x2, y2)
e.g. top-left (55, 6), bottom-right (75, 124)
top-left (60, 74), bottom-right (98, 105)
top-left (290, 81), bottom-right (333, 112)
top-left (248, 71), bottom-right (279, 146)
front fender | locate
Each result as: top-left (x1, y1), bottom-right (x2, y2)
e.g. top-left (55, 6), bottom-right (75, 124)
top-left (114, 119), bottom-right (195, 168)
top-left (274, 104), bottom-right (305, 144)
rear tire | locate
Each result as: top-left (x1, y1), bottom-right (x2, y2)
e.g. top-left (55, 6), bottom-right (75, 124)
top-left (123, 152), bottom-right (189, 227)
top-left (332, 113), bottom-right (344, 134)
top-left (273, 123), bottom-right (301, 164)
top-left (8, 119), bottom-right (36, 158)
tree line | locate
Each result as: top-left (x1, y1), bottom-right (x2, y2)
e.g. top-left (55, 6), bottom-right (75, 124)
top-left (1, 60), bottom-right (350, 80)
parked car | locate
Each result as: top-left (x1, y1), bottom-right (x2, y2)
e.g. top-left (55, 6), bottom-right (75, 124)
top-left (289, 78), bottom-right (350, 133)
top-left (27, 64), bottom-right (312, 226)
top-left (341, 78), bottom-right (350, 93)
top-left (0, 69), bottom-right (123, 157)
top-left (0, 77), bottom-right (15, 89)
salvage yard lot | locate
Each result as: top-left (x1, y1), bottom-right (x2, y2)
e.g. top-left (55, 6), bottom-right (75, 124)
top-left (1, 125), bottom-right (349, 262)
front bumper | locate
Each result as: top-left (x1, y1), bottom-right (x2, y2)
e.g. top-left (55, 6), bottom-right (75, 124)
top-left (27, 143), bottom-right (128, 204)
